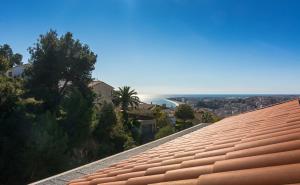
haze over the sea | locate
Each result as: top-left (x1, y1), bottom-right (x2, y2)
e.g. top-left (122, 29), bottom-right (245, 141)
top-left (138, 94), bottom-right (300, 108)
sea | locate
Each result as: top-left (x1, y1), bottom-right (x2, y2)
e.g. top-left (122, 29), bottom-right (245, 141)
top-left (138, 94), bottom-right (298, 108)
top-left (138, 94), bottom-right (179, 108)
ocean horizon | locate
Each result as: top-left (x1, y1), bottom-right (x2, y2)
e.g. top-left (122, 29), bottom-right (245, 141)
top-left (138, 94), bottom-right (299, 108)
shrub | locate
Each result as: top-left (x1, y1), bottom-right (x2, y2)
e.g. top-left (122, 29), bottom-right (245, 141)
top-left (175, 104), bottom-right (194, 121)
top-left (155, 125), bottom-right (175, 139)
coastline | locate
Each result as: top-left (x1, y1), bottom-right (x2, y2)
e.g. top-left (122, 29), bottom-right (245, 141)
top-left (138, 94), bottom-right (180, 108)
top-left (139, 94), bottom-right (299, 109)
top-left (165, 98), bottom-right (183, 107)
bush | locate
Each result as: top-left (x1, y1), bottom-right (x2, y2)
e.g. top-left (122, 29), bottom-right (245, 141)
top-left (155, 125), bottom-right (175, 139)
top-left (175, 120), bottom-right (193, 131)
top-left (175, 104), bottom-right (194, 121)
top-left (26, 112), bottom-right (69, 181)
top-left (123, 136), bottom-right (137, 150)
top-left (201, 111), bottom-right (220, 123)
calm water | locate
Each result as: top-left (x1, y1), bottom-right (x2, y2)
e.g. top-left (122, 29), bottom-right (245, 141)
top-left (138, 94), bottom-right (298, 108)
top-left (138, 94), bottom-right (178, 108)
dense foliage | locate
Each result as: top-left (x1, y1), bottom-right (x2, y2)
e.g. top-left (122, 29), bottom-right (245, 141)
top-left (0, 33), bottom-right (137, 185)
top-left (113, 86), bottom-right (140, 128)
top-left (25, 30), bottom-right (96, 111)
top-left (175, 104), bottom-right (195, 121)
top-left (0, 44), bottom-right (22, 73)
top-left (152, 106), bottom-right (174, 137)
top-left (155, 124), bottom-right (175, 139)
top-left (112, 86), bottom-right (141, 145)
top-left (201, 111), bottom-right (220, 123)
top-left (0, 32), bottom-right (220, 185)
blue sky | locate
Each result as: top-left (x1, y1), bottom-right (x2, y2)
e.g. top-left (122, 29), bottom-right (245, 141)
top-left (1, 0), bottom-right (300, 94)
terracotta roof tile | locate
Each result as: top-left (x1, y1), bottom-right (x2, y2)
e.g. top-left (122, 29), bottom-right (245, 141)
top-left (194, 147), bottom-right (234, 158)
top-left (234, 132), bottom-right (300, 150)
top-left (150, 179), bottom-right (198, 185)
top-left (226, 139), bottom-right (300, 159)
top-left (89, 176), bottom-right (116, 185)
top-left (116, 171), bottom-right (146, 181)
top-left (197, 163), bottom-right (300, 185)
top-left (101, 181), bottom-right (126, 185)
top-left (214, 149), bottom-right (300, 172)
top-left (126, 174), bottom-right (164, 185)
top-left (68, 100), bottom-right (300, 185)
top-left (164, 165), bottom-right (213, 181)
top-left (145, 164), bottom-right (180, 175)
top-left (180, 155), bottom-right (225, 168)
top-left (85, 174), bottom-right (107, 180)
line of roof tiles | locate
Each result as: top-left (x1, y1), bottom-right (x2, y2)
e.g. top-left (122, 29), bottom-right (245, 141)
top-left (71, 117), bottom-right (298, 182)
top-left (68, 100), bottom-right (300, 185)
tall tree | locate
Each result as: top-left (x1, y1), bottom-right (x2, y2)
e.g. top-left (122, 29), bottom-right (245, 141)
top-left (0, 44), bottom-right (22, 73)
top-left (94, 102), bottom-right (117, 140)
top-left (25, 30), bottom-right (97, 111)
top-left (113, 86), bottom-right (140, 128)
top-left (60, 87), bottom-right (95, 147)
top-left (93, 102), bottom-right (118, 157)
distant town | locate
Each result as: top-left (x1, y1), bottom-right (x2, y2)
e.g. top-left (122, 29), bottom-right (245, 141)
top-left (169, 95), bottom-right (299, 118)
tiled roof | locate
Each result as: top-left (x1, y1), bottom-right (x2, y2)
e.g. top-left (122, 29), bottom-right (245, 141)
top-left (68, 100), bottom-right (300, 185)
top-left (89, 81), bottom-right (114, 89)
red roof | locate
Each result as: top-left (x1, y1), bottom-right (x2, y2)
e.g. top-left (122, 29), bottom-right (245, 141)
top-left (68, 100), bottom-right (300, 185)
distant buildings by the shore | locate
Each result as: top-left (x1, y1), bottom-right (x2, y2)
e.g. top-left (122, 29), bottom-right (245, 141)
top-left (169, 95), bottom-right (298, 118)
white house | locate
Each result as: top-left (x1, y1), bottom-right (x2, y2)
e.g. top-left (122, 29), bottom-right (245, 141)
top-left (6, 64), bottom-right (29, 78)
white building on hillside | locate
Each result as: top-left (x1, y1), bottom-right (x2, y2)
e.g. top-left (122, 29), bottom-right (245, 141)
top-left (6, 64), bottom-right (29, 78)
top-left (89, 81), bottom-right (114, 103)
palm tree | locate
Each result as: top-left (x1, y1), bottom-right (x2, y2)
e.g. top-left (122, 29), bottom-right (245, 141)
top-left (113, 86), bottom-right (140, 127)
